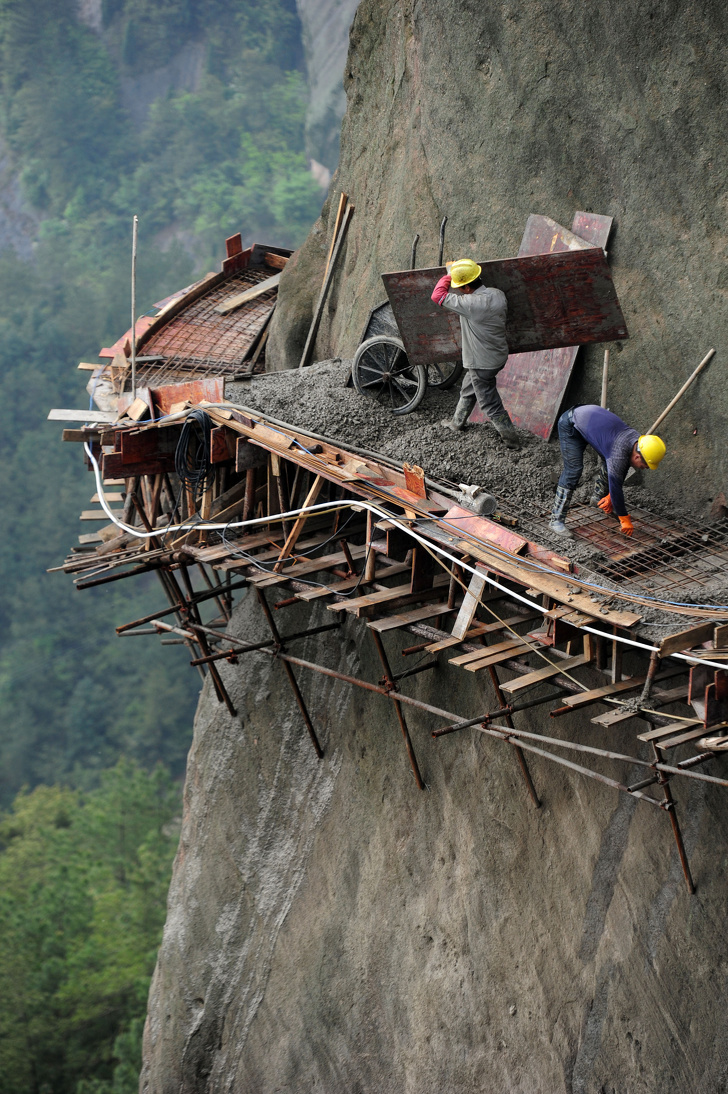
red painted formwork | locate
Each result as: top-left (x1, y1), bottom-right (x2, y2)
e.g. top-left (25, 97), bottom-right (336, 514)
top-left (471, 212), bottom-right (614, 438)
top-left (381, 242), bottom-right (627, 371)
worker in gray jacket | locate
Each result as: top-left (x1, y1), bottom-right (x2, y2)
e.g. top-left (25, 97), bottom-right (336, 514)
top-left (431, 258), bottom-right (520, 448)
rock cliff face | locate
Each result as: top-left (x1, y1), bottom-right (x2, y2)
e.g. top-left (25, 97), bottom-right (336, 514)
top-left (141, 591), bottom-right (728, 1093)
top-left (269, 0), bottom-right (728, 514)
top-left (142, 3), bottom-right (728, 1091)
top-left (296, 0), bottom-right (360, 171)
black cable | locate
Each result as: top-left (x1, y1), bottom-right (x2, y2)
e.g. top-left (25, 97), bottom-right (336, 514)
top-left (175, 409), bottom-right (214, 503)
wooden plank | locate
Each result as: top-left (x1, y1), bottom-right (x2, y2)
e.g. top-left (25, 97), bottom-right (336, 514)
top-left (48, 409), bottom-right (118, 423)
top-left (499, 653), bottom-right (589, 693)
top-left (91, 492), bottom-right (124, 503)
top-left (295, 562), bottom-right (409, 601)
top-left (637, 720), bottom-right (703, 744)
top-left (658, 724), bottom-right (728, 749)
top-left (659, 621), bottom-right (716, 657)
top-left (214, 274), bottom-right (280, 315)
top-left (63, 428), bottom-right (99, 442)
top-left (152, 378), bottom-right (224, 416)
top-left (560, 667), bottom-right (685, 710)
top-left (444, 506), bottom-right (528, 556)
top-left (458, 540), bottom-right (641, 629)
top-left (449, 637), bottom-right (526, 667)
top-left (80, 509), bottom-right (124, 520)
top-left (426, 612), bottom-right (540, 653)
top-left (591, 685), bottom-right (689, 726)
top-left (299, 203), bottom-right (354, 368)
top-left (367, 603), bottom-right (454, 633)
top-left (714, 623), bottom-right (728, 648)
top-left (328, 574), bottom-right (449, 617)
top-left (461, 643), bottom-right (533, 671)
top-left (451, 570), bottom-right (488, 640)
top-left (249, 544), bottom-right (367, 587)
top-left (210, 426), bottom-right (236, 464)
top-left (274, 475), bottom-right (324, 570)
top-left (264, 252), bottom-right (289, 270)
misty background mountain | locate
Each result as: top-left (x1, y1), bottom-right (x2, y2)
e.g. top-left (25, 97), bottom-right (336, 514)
top-left (0, 1), bottom-right (354, 1090)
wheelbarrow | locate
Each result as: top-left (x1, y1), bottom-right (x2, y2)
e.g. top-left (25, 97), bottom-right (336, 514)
top-left (351, 218), bottom-right (463, 415)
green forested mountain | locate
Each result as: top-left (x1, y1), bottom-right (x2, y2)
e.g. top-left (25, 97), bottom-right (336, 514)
top-left (0, 1), bottom-right (327, 1088)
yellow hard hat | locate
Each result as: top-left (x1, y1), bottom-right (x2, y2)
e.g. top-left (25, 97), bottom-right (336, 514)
top-left (637, 434), bottom-right (666, 470)
top-left (449, 258), bottom-right (482, 288)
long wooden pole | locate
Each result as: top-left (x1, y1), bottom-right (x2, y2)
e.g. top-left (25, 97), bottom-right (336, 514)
top-left (131, 215), bottom-right (138, 399)
top-left (647, 348), bottom-right (716, 434)
top-left (324, 192), bottom-right (348, 278)
top-left (600, 348), bottom-right (609, 408)
top-left (298, 203), bottom-right (354, 368)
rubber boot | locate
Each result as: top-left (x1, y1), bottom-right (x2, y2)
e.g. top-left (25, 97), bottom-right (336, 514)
top-left (441, 394), bottom-right (476, 432)
top-left (549, 485), bottom-right (574, 537)
top-left (491, 412), bottom-right (521, 450)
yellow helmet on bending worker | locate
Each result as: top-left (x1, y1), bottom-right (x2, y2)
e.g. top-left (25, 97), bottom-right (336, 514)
top-left (637, 434), bottom-right (666, 470)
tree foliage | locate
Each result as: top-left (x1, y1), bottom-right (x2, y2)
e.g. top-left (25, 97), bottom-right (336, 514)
top-left (0, 761), bottom-right (180, 1094)
top-left (0, 1), bottom-right (326, 1088)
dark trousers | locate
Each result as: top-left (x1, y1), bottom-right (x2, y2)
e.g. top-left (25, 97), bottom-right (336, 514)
top-left (557, 409), bottom-right (608, 496)
top-left (557, 408), bottom-right (587, 490)
top-left (460, 366), bottom-right (506, 420)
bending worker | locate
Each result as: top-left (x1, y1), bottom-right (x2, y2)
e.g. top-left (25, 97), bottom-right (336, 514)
top-left (549, 404), bottom-right (665, 538)
top-left (431, 259), bottom-right (520, 448)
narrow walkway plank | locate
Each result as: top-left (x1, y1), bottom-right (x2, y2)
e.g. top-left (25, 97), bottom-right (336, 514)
top-left (500, 653), bottom-right (589, 694)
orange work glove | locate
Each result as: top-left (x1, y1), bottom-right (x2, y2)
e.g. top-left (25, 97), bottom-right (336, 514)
top-left (597, 494), bottom-right (614, 514)
top-left (618, 515), bottom-right (634, 536)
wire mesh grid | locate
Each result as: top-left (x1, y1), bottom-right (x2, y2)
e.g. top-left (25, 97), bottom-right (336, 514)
top-left (505, 498), bottom-right (728, 597)
top-left (135, 268), bottom-right (276, 386)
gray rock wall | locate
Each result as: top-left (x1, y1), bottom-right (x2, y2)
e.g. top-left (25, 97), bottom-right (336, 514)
top-left (296, 0), bottom-right (360, 171)
top-left (269, 0), bottom-right (728, 515)
top-left (141, 589), bottom-right (728, 1092)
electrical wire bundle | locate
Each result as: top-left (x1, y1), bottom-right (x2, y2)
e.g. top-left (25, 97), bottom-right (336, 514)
top-left (175, 409), bottom-right (214, 503)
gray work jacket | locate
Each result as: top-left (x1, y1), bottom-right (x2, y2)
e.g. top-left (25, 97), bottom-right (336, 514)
top-left (440, 285), bottom-right (509, 371)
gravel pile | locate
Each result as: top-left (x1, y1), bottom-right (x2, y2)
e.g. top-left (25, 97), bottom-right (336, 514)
top-left (226, 360), bottom-right (728, 625)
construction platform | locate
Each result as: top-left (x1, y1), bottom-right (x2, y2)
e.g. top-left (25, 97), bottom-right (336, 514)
top-left (50, 396), bottom-right (728, 897)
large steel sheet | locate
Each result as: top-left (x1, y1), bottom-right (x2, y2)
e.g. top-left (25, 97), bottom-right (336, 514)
top-left (381, 242), bottom-right (627, 373)
top-left (471, 212), bottom-right (614, 438)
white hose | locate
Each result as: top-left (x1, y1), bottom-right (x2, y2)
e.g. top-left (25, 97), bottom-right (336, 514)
top-left (84, 442), bottom-right (727, 673)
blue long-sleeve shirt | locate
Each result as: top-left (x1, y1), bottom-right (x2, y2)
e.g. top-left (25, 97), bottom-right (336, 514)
top-left (572, 405), bottom-right (638, 516)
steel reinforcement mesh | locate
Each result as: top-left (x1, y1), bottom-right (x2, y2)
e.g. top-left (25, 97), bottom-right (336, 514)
top-left (503, 498), bottom-right (728, 599)
top-left (135, 268), bottom-right (276, 386)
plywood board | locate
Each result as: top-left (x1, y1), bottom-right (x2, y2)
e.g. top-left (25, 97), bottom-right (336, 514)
top-left (381, 243), bottom-right (627, 370)
top-left (470, 212), bottom-right (614, 439)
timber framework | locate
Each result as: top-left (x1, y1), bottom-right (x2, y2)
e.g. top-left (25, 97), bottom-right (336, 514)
top-left (51, 395), bottom-right (728, 897)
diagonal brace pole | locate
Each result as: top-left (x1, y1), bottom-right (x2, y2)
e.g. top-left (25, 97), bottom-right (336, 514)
top-left (255, 589), bottom-right (323, 758)
top-left (369, 629), bottom-right (425, 790)
top-left (487, 663), bottom-right (541, 809)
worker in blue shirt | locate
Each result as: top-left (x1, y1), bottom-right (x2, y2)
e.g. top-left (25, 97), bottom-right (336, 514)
top-left (549, 405), bottom-right (665, 538)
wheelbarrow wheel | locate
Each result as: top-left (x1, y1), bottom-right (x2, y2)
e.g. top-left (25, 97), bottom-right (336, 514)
top-left (352, 336), bottom-right (427, 415)
top-left (426, 359), bottom-right (464, 390)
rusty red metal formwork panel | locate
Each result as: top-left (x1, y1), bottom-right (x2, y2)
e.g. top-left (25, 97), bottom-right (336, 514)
top-left (381, 244), bottom-right (627, 371)
top-left (470, 212), bottom-right (615, 439)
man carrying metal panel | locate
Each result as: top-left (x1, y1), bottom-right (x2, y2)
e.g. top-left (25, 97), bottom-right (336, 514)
top-left (431, 259), bottom-right (520, 448)
top-left (549, 404), bottom-right (666, 538)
